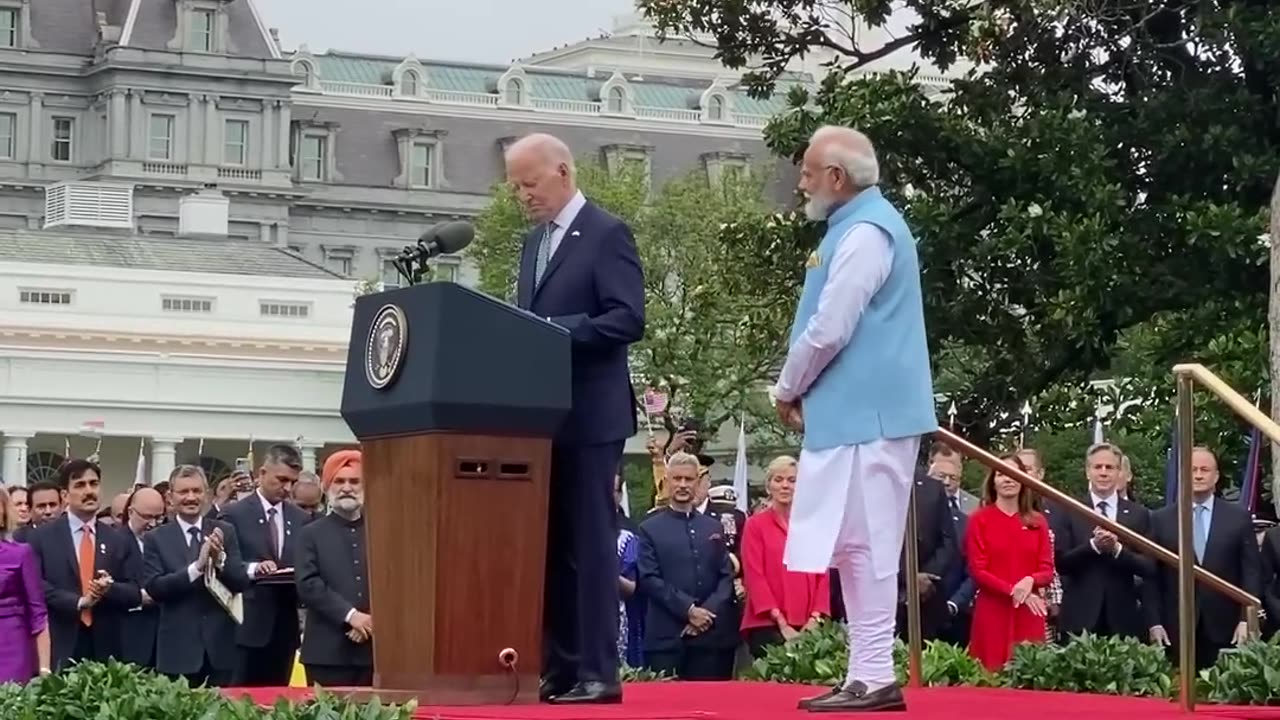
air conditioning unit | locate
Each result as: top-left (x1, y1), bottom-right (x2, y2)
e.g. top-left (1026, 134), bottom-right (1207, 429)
top-left (43, 181), bottom-right (135, 230)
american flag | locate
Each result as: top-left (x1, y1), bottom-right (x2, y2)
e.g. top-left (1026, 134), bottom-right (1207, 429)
top-left (643, 388), bottom-right (668, 416)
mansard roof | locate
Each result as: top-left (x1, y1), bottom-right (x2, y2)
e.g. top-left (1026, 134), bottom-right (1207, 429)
top-left (307, 51), bottom-right (792, 118)
top-left (25, 0), bottom-right (276, 58)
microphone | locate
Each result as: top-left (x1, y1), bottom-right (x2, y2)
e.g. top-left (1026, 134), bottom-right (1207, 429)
top-left (399, 221), bottom-right (475, 265)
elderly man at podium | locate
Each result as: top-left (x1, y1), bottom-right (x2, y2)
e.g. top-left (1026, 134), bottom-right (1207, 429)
top-left (505, 132), bottom-right (646, 705)
top-left (774, 126), bottom-right (936, 713)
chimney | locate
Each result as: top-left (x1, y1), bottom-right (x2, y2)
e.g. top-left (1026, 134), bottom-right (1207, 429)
top-left (178, 186), bottom-right (230, 236)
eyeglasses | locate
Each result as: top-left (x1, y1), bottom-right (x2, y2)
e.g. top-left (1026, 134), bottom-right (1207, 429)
top-left (129, 508), bottom-right (166, 523)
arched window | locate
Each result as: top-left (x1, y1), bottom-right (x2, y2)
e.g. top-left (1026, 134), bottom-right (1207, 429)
top-left (298, 62), bottom-right (314, 86)
top-left (707, 94), bottom-right (725, 121)
top-left (506, 78), bottom-right (525, 105)
top-left (607, 86), bottom-right (625, 113)
top-left (27, 451), bottom-right (65, 485)
top-left (400, 71), bottom-right (419, 97)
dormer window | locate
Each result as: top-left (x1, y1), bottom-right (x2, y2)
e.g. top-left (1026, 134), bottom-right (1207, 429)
top-left (400, 71), bottom-right (419, 97)
top-left (707, 95), bottom-right (725, 121)
top-left (190, 9), bottom-right (214, 52)
top-left (506, 79), bottom-right (524, 106)
top-left (606, 86), bottom-right (625, 114)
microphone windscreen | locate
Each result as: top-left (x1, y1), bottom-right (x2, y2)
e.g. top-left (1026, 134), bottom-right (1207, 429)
top-left (433, 221), bottom-right (475, 254)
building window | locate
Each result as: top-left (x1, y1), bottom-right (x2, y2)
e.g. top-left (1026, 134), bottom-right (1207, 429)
top-left (148, 114), bottom-right (175, 161)
top-left (50, 117), bottom-right (73, 162)
top-left (707, 95), bottom-right (725, 121)
top-left (606, 86), bottom-right (625, 113)
top-left (381, 257), bottom-right (402, 288)
top-left (299, 134), bottom-right (327, 181)
top-left (259, 301), bottom-right (310, 319)
top-left (223, 119), bottom-right (248, 165)
top-left (410, 142), bottom-right (432, 187)
top-left (19, 288), bottom-right (73, 305)
top-left (506, 79), bottom-right (524, 105)
top-left (431, 260), bottom-right (458, 283)
top-left (324, 247), bottom-right (355, 276)
top-left (400, 71), bottom-right (419, 96)
top-left (161, 295), bottom-right (214, 313)
top-left (0, 112), bottom-right (14, 159)
top-left (0, 8), bottom-right (16, 48)
top-left (190, 9), bottom-right (215, 52)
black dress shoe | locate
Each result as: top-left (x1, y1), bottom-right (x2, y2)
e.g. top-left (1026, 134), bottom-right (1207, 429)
top-left (538, 677), bottom-right (572, 702)
top-left (548, 681), bottom-right (623, 705)
top-left (797, 685), bottom-right (843, 710)
top-left (806, 680), bottom-right (906, 712)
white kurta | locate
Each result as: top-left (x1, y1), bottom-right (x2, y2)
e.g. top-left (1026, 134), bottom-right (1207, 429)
top-left (774, 221), bottom-right (919, 689)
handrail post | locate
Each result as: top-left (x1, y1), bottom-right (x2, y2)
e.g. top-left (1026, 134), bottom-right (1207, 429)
top-left (904, 484), bottom-right (923, 688)
top-left (1175, 373), bottom-right (1197, 712)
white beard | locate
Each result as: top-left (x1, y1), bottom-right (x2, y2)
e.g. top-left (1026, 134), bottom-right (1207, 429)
top-left (804, 193), bottom-right (836, 221)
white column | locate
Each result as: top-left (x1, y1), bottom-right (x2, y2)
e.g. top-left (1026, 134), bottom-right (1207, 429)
top-left (109, 89), bottom-right (128, 158)
top-left (128, 90), bottom-right (144, 159)
top-left (276, 100), bottom-right (291, 169)
top-left (298, 443), bottom-right (322, 473)
top-left (186, 94), bottom-right (202, 164)
top-left (2, 433), bottom-right (33, 487)
top-left (204, 94), bottom-right (219, 165)
top-left (150, 437), bottom-right (183, 487)
top-left (25, 92), bottom-right (42, 164)
top-left (260, 100), bottom-right (273, 171)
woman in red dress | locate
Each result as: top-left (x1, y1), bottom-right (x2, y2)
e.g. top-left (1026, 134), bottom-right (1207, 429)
top-left (740, 456), bottom-right (830, 658)
top-left (965, 454), bottom-right (1055, 671)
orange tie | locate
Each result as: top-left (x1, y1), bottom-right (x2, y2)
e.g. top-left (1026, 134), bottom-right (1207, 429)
top-left (78, 524), bottom-right (95, 627)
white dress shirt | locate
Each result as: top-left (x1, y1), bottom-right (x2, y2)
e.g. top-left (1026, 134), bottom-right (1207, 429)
top-left (176, 515), bottom-right (207, 583)
top-left (775, 222), bottom-right (894, 402)
top-left (1089, 490), bottom-right (1122, 556)
top-left (547, 190), bottom-right (587, 259)
top-left (245, 491), bottom-right (285, 578)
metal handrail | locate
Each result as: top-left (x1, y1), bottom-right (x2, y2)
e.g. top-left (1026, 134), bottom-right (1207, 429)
top-left (901, 423), bottom-right (1261, 712)
top-left (1171, 363), bottom-right (1277, 710)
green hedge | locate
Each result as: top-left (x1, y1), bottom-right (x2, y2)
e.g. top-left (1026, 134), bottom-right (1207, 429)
top-left (0, 661), bottom-right (414, 719)
top-left (745, 619), bottom-right (1279, 704)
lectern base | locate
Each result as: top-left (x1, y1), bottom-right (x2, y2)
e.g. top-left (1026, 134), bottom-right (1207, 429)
top-left (329, 672), bottom-right (539, 706)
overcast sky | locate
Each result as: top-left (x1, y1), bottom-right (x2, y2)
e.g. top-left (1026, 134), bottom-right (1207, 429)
top-left (259, 0), bottom-right (636, 65)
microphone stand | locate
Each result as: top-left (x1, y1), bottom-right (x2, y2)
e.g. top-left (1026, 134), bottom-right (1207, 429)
top-left (393, 243), bottom-right (434, 287)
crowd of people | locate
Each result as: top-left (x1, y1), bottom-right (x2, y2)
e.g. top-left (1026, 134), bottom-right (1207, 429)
top-left (0, 444), bottom-right (372, 688)
top-left (620, 437), bottom-right (1270, 679)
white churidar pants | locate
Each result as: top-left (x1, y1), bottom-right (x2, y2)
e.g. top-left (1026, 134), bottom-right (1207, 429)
top-left (783, 436), bottom-right (920, 690)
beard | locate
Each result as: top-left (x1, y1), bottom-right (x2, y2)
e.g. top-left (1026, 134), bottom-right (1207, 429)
top-left (331, 495), bottom-right (362, 513)
top-left (804, 192), bottom-right (836, 221)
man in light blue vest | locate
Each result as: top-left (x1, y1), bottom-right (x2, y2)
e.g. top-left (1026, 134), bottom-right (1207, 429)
top-left (773, 126), bottom-right (936, 713)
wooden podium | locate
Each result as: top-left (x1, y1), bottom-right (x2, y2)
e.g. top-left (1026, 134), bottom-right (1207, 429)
top-left (339, 282), bottom-right (570, 705)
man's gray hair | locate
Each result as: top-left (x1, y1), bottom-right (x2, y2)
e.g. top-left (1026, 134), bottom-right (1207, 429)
top-left (168, 464), bottom-right (207, 486)
top-left (810, 125), bottom-right (880, 187)
top-left (505, 133), bottom-right (576, 180)
top-left (1086, 442), bottom-right (1123, 462)
top-left (666, 451), bottom-right (701, 472)
top-left (296, 471), bottom-right (320, 487)
top-left (260, 443), bottom-right (303, 472)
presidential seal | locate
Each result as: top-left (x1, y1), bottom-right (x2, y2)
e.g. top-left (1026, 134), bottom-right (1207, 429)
top-left (365, 303), bottom-right (408, 390)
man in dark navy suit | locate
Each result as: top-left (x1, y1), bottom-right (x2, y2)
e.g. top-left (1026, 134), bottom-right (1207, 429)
top-left (506, 132), bottom-right (646, 705)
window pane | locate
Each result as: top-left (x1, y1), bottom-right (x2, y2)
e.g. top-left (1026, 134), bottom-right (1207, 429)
top-left (300, 135), bottom-right (325, 180)
top-left (223, 120), bottom-right (247, 165)
top-left (148, 115), bottom-right (173, 160)
top-left (411, 143), bottom-right (431, 187)
top-left (51, 118), bottom-right (73, 162)
top-left (0, 10), bottom-right (16, 48)
top-left (0, 113), bottom-right (13, 159)
top-left (191, 10), bottom-right (214, 52)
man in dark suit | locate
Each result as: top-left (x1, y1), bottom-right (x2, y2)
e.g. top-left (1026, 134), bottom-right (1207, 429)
top-left (506, 133), bottom-right (645, 705)
top-left (1145, 445), bottom-right (1262, 670)
top-left (1053, 443), bottom-right (1153, 640)
top-left (27, 459), bottom-right (142, 670)
top-left (219, 444), bottom-right (308, 686)
top-left (119, 486), bottom-right (167, 669)
top-left (143, 465), bottom-right (251, 686)
top-left (636, 453), bottom-right (736, 679)
top-left (896, 467), bottom-right (957, 640)
top-left (296, 450), bottom-right (373, 687)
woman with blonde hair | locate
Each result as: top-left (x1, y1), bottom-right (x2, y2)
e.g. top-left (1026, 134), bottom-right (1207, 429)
top-left (965, 454), bottom-right (1055, 671)
top-left (0, 485), bottom-right (51, 682)
top-left (740, 455), bottom-right (830, 658)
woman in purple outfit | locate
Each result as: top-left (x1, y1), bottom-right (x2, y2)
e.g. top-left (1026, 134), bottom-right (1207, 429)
top-left (0, 485), bottom-right (50, 684)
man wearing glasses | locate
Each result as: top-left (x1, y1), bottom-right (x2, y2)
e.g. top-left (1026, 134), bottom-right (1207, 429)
top-left (120, 486), bottom-right (166, 670)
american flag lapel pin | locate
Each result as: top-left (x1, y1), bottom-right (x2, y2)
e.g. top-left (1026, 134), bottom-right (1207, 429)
top-left (571, 230), bottom-right (581, 236)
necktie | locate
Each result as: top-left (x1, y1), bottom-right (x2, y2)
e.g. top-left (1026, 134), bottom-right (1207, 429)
top-left (266, 507), bottom-right (280, 560)
top-left (948, 496), bottom-right (959, 514)
top-left (1096, 500), bottom-right (1109, 519)
top-left (78, 524), bottom-right (95, 627)
top-left (1193, 505), bottom-right (1208, 562)
top-left (534, 222), bottom-right (555, 287)
top-left (187, 527), bottom-right (203, 563)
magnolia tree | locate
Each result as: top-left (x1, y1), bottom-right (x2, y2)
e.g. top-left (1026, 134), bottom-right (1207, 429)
top-left (470, 161), bottom-right (804, 437)
top-left (639, 0), bottom-right (1276, 450)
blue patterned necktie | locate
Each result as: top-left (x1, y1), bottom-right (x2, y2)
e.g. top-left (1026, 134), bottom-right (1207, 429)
top-left (1193, 505), bottom-right (1208, 562)
top-left (534, 221), bottom-right (555, 287)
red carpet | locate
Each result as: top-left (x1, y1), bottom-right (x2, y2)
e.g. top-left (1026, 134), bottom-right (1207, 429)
top-left (224, 682), bottom-right (1280, 719)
